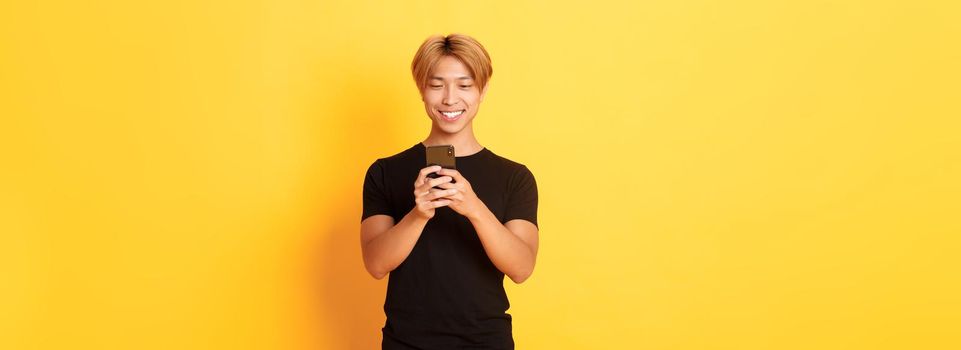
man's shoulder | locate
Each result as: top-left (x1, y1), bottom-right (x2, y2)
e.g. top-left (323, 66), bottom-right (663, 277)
top-left (484, 149), bottom-right (532, 177)
top-left (367, 143), bottom-right (421, 175)
top-left (385, 143), bottom-right (421, 161)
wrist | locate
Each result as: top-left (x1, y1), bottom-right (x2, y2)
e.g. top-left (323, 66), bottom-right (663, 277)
top-left (406, 208), bottom-right (430, 225)
top-left (466, 201), bottom-right (493, 222)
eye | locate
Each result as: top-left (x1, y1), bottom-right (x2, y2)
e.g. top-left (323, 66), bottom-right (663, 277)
top-left (429, 85), bottom-right (442, 89)
top-left (459, 85), bottom-right (472, 89)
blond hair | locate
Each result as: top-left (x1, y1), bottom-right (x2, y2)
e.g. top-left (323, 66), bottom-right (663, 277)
top-left (411, 33), bottom-right (493, 93)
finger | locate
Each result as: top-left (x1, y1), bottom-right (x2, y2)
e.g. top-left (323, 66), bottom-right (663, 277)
top-left (414, 171), bottom-right (444, 194)
top-left (414, 189), bottom-right (431, 199)
top-left (435, 179), bottom-right (466, 193)
top-left (431, 199), bottom-right (452, 208)
top-left (415, 165), bottom-right (442, 186)
top-left (437, 168), bottom-right (466, 184)
top-left (415, 187), bottom-right (442, 201)
top-left (427, 188), bottom-right (459, 201)
top-left (417, 197), bottom-right (446, 208)
top-left (415, 180), bottom-right (441, 196)
top-left (422, 176), bottom-right (453, 190)
top-left (416, 187), bottom-right (446, 200)
top-left (416, 165), bottom-right (441, 187)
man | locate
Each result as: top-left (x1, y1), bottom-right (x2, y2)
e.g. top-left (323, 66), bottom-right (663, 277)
top-left (360, 33), bottom-right (540, 349)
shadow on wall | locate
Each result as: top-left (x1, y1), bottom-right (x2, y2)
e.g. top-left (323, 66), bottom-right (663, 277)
top-left (307, 69), bottom-right (410, 349)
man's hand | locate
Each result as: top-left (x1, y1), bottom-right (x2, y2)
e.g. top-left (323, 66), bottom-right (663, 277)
top-left (434, 168), bottom-right (486, 220)
top-left (412, 165), bottom-right (457, 220)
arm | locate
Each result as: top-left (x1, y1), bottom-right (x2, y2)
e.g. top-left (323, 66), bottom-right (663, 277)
top-left (360, 212), bottom-right (427, 280)
top-left (435, 168), bottom-right (540, 284)
top-left (360, 165), bottom-right (457, 279)
top-left (468, 206), bottom-right (539, 284)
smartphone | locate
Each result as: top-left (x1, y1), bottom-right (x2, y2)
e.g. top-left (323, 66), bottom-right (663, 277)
top-left (425, 145), bottom-right (456, 189)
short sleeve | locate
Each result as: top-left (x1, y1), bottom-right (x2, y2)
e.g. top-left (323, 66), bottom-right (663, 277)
top-left (362, 159), bottom-right (392, 221)
top-left (503, 165), bottom-right (538, 228)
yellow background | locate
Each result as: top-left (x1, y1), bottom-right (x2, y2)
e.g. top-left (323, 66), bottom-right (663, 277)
top-left (2, 1), bottom-right (959, 349)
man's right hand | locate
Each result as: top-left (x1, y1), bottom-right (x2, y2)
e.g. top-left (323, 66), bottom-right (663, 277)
top-left (412, 165), bottom-right (459, 220)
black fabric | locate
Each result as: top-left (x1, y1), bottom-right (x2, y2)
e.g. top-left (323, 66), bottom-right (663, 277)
top-left (362, 142), bottom-right (538, 350)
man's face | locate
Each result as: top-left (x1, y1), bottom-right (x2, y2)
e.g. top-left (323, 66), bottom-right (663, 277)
top-left (421, 56), bottom-right (487, 134)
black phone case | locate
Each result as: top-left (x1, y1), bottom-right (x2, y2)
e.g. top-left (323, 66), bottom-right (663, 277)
top-left (425, 145), bottom-right (456, 189)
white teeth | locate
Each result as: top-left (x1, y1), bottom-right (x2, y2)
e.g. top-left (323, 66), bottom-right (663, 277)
top-left (441, 110), bottom-right (464, 118)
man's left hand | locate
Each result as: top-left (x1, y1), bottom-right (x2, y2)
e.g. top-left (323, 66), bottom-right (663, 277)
top-left (434, 168), bottom-right (486, 220)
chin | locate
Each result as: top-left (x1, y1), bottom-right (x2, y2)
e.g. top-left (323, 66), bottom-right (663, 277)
top-left (436, 124), bottom-right (464, 134)
top-left (434, 119), bottom-right (469, 134)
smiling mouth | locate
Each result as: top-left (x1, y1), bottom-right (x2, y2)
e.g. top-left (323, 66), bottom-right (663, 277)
top-left (439, 109), bottom-right (465, 121)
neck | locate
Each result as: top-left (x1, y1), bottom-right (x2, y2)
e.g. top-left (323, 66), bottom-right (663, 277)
top-left (422, 123), bottom-right (483, 157)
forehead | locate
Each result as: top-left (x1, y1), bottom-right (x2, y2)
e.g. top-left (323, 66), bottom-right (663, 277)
top-left (430, 56), bottom-right (473, 80)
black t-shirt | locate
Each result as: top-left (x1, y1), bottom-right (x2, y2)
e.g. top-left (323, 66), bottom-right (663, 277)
top-left (362, 142), bottom-right (538, 349)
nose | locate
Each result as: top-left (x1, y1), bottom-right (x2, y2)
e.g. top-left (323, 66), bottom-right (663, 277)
top-left (442, 86), bottom-right (457, 105)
